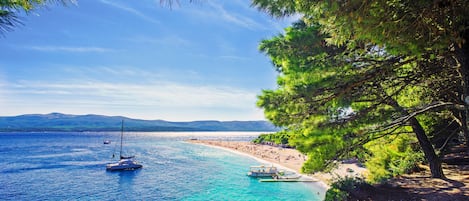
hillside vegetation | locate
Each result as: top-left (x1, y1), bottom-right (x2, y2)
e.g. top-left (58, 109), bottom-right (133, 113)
top-left (0, 113), bottom-right (279, 132)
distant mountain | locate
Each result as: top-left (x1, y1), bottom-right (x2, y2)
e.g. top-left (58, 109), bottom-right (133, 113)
top-left (0, 113), bottom-right (279, 132)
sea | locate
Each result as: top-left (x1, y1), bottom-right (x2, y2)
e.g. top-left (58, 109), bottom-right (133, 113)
top-left (0, 132), bottom-right (326, 200)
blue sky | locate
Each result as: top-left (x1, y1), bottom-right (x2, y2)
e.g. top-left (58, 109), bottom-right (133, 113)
top-left (0, 0), bottom-right (296, 121)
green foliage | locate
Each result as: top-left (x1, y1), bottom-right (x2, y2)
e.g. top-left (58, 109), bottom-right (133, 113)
top-left (252, 131), bottom-right (291, 145)
top-left (325, 176), bottom-right (365, 201)
top-left (253, 0), bottom-right (469, 56)
top-left (1, 0), bottom-right (45, 11)
top-left (254, 0), bottom-right (468, 180)
top-left (257, 19), bottom-right (418, 174)
top-left (324, 188), bottom-right (348, 201)
top-left (287, 126), bottom-right (348, 172)
top-left (0, 0), bottom-right (70, 33)
top-left (365, 134), bottom-right (424, 183)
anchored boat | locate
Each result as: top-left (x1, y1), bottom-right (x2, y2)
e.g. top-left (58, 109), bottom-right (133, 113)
top-left (247, 165), bottom-right (279, 177)
top-left (106, 120), bottom-right (143, 171)
top-left (259, 171), bottom-right (316, 182)
top-left (247, 165), bottom-right (318, 182)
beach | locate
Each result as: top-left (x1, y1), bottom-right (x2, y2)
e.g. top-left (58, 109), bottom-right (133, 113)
top-left (189, 139), bottom-right (469, 200)
top-left (188, 140), bottom-right (367, 187)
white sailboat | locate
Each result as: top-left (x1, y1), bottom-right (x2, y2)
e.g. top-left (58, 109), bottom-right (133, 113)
top-left (106, 120), bottom-right (143, 171)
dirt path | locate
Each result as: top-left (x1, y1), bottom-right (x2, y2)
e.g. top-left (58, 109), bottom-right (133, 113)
top-left (351, 163), bottom-right (469, 200)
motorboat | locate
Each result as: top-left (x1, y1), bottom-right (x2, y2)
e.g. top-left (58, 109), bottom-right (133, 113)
top-left (247, 165), bottom-right (278, 177)
top-left (259, 171), bottom-right (317, 182)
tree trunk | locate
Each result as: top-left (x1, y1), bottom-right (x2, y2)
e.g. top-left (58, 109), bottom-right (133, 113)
top-left (387, 97), bottom-right (445, 178)
top-left (455, 36), bottom-right (469, 144)
top-left (409, 117), bottom-right (445, 178)
top-left (461, 111), bottom-right (469, 144)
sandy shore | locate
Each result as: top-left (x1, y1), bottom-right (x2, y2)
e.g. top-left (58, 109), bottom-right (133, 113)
top-left (187, 140), bottom-right (469, 200)
top-left (188, 140), bottom-right (367, 188)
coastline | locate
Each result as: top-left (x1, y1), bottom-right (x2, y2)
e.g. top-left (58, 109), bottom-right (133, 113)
top-left (187, 140), bottom-right (367, 191)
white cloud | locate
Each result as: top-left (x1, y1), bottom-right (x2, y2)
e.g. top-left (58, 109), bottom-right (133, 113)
top-left (99, 0), bottom-right (160, 25)
top-left (128, 35), bottom-right (192, 46)
top-left (218, 55), bottom-right (248, 61)
top-left (0, 71), bottom-right (6, 110)
top-left (26, 46), bottom-right (114, 53)
top-left (181, 0), bottom-right (267, 30)
top-left (1, 76), bottom-right (262, 120)
top-left (213, 7), bottom-right (262, 29)
top-left (7, 80), bottom-right (255, 108)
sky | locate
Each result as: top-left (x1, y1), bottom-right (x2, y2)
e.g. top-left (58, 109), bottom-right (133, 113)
top-left (0, 0), bottom-right (296, 121)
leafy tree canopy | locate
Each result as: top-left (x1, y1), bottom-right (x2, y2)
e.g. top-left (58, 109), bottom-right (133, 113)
top-left (254, 0), bottom-right (469, 179)
top-left (253, 0), bottom-right (469, 55)
top-left (0, 0), bottom-right (71, 33)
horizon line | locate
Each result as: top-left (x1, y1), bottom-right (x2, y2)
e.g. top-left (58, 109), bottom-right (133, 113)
top-left (1, 112), bottom-right (270, 122)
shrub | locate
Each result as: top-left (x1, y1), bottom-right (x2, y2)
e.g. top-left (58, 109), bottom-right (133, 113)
top-left (325, 176), bottom-right (364, 201)
top-left (365, 134), bottom-right (423, 183)
top-left (252, 131), bottom-right (291, 146)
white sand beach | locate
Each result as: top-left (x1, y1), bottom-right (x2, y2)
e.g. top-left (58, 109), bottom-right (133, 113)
top-left (188, 140), bottom-right (367, 188)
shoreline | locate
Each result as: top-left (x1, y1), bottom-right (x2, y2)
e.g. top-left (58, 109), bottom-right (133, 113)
top-left (187, 140), bottom-right (369, 190)
top-left (188, 140), bottom-right (309, 175)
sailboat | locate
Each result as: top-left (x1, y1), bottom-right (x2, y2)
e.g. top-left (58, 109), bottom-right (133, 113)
top-left (106, 120), bottom-right (143, 171)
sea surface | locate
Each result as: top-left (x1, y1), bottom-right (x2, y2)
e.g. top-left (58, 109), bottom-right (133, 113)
top-left (0, 132), bottom-right (325, 200)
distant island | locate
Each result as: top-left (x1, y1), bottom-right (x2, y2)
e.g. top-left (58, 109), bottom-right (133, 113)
top-left (0, 113), bottom-right (279, 132)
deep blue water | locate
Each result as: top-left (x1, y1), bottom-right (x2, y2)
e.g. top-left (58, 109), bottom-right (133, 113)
top-left (0, 132), bottom-right (325, 200)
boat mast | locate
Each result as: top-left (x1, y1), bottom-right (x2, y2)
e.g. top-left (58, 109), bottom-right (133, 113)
top-left (120, 119), bottom-right (124, 159)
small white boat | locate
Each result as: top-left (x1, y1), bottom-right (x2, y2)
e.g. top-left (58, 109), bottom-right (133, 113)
top-left (259, 171), bottom-right (318, 182)
top-left (259, 177), bottom-right (317, 182)
top-left (106, 156), bottom-right (142, 171)
top-left (260, 172), bottom-right (302, 182)
top-left (247, 165), bottom-right (278, 177)
top-left (106, 120), bottom-right (142, 171)
top-left (103, 140), bottom-right (111, 144)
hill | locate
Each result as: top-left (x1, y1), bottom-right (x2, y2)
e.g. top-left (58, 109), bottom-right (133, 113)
top-left (0, 113), bottom-right (279, 132)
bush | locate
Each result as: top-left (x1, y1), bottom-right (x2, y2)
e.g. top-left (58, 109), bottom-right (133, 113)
top-left (365, 134), bottom-right (423, 183)
top-left (325, 176), bottom-right (364, 201)
top-left (252, 131), bottom-right (291, 146)
top-left (325, 188), bottom-right (348, 201)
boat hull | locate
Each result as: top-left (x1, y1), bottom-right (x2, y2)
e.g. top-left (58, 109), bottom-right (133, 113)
top-left (259, 179), bottom-right (310, 182)
top-left (247, 165), bottom-right (278, 177)
top-left (106, 159), bottom-right (142, 171)
top-left (106, 164), bottom-right (142, 171)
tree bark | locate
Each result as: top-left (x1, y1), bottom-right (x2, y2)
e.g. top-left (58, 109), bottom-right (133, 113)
top-left (387, 98), bottom-right (445, 178)
top-left (409, 117), bottom-right (445, 178)
top-left (454, 27), bottom-right (469, 147)
top-left (455, 42), bottom-right (469, 145)
top-left (455, 36), bottom-right (469, 144)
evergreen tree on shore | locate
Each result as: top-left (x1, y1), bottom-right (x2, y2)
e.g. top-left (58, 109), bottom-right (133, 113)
top-left (254, 0), bottom-right (469, 179)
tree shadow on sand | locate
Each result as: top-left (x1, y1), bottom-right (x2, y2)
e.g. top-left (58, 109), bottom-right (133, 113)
top-left (347, 166), bottom-right (469, 201)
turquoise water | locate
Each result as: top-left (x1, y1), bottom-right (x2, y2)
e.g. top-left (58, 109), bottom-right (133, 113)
top-left (0, 132), bottom-right (325, 200)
